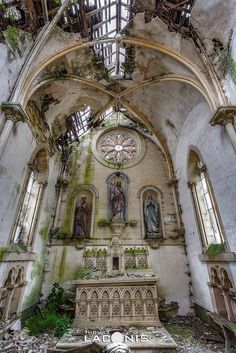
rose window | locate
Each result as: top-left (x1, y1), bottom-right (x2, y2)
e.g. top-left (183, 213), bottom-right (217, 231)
top-left (100, 132), bottom-right (137, 164)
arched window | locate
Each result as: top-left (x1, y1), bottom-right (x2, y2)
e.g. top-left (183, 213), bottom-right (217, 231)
top-left (12, 149), bottom-right (48, 247)
top-left (188, 150), bottom-right (224, 246)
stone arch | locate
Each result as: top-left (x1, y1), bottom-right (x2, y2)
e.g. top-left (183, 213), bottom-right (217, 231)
top-left (134, 289), bottom-right (143, 316)
top-left (15, 268), bottom-right (24, 285)
top-left (112, 290), bottom-right (121, 317)
top-left (101, 290), bottom-right (109, 318)
top-left (90, 290), bottom-right (99, 319)
top-left (210, 267), bottom-right (227, 318)
top-left (221, 268), bottom-right (233, 289)
top-left (146, 289), bottom-right (155, 316)
top-left (4, 268), bottom-right (15, 287)
top-left (211, 267), bottom-right (221, 285)
top-left (12, 148), bottom-right (49, 246)
top-left (123, 290), bottom-right (132, 318)
top-left (187, 149), bottom-right (224, 247)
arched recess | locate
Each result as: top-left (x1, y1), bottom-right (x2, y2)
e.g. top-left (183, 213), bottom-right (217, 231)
top-left (138, 185), bottom-right (164, 240)
top-left (72, 188), bottom-right (94, 239)
top-left (106, 172), bottom-right (130, 222)
top-left (210, 267), bottom-right (227, 318)
top-left (209, 267), bottom-right (236, 322)
top-left (0, 267), bottom-right (26, 320)
top-left (11, 148), bottom-right (48, 247)
top-left (54, 183), bottom-right (98, 239)
top-left (187, 149), bottom-right (225, 248)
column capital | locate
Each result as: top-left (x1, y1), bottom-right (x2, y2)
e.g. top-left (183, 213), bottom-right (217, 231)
top-left (210, 106), bottom-right (236, 126)
top-left (167, 178), bottom-right (178, 187)
top-left (1, 102), bottom-right (27, 123)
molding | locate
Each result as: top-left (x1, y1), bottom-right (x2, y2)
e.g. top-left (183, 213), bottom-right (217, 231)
top-left (1, 102), bottom-right (28, 123)
top-left (199, 252), bottom-right (236, 263)
top-left (71, 184), bottom-right (99, 198)
top-left (210, 106), bottom-right (236, 126)
top-left (73, 276), bottom-right (159, 286)
top-left (137, 185), bottom-right (164, 199)
top-left (1, 252), bottom-right (37, 262)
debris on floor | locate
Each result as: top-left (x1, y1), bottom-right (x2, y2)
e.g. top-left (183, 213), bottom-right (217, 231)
top-left (164, 316), bottom-right (225, 353)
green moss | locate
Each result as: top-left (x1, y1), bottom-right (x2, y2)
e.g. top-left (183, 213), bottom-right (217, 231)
top-left (84, 145), bottom-right (93, 183)
top-left (59, 247), bottom-right (67, 283)
top-left (15, 183), bottom-right (21, 194)
top-left (39, 219), bottom-right (50, 240)
top-left (0, 247), bottom-right (7, 261)
top-left (5, 25), bottom-right (32, 59)
top-left (23, 282), bottom-right (42, 309)
top-left (61, 146), bottom-right (81, 237)
top-left (97, 218), bottom-right (110, 227)
top-left (165, 323), bottom-right (193, 340)
top-left (205, 243), bottom-right (225, 257)
top-left (31, 259), bottom-right (44, 280)
top-left (9, 242), bottom-right (27, 253)
top-left (229, 58), bottom-right (236, 84)
top-left (156, 283), bottom-right (167, 298)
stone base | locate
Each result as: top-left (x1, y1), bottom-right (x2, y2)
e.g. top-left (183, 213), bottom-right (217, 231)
top-left (56, 326), bottom-right (177, 352)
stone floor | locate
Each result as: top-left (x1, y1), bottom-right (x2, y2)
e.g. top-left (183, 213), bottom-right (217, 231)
top-left (0, 316), bottom-right (225, 352)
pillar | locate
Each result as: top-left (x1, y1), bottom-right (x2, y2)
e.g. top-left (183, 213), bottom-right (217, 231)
top-left (0, 103), bottom-right (26, 159)
top-left (210, 106), bottom-right (236, 153)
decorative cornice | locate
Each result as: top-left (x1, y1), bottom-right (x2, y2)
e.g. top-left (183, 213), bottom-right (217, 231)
top-left (210, 106), bottom-right (236, 126)
top-left (1, 102), bottom-right (28, 123)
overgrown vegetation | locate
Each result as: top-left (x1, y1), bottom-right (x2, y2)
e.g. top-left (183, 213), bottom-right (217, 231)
top-left (24, 283), bottom-right (72, 338)
top-left (75, 265), bottom-right (95, 280)
top-left (97, 218), bottom-right (110, 227)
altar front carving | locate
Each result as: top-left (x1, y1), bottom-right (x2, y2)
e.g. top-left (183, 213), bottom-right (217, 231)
top-left (73, 277), bottom-right (160, 327)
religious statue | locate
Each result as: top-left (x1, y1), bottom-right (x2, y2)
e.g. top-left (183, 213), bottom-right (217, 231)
top-left (144, 194), bottom-right (159, 237)
top-left (73, 196), bottom-right (90, 237)
top-left (111, 181), bottom-right (125, 220)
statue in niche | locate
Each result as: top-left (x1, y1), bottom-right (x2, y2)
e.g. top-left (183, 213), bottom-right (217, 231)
top-left (111, 181), bottom-right (125, 221)
top-left (73, 196), bottom-right (90, 237)
top-left (144, 194), bottom-right (159, 237)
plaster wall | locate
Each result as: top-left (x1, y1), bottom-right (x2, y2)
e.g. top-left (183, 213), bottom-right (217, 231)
top-left (175, 101), bottom-right (236, 311)
top-left (46, 129), bottom-right (190, 314)
top-left (0, 123), bottom-right (35, 246)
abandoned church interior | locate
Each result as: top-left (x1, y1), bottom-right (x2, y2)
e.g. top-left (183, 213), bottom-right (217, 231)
top-left (0, 0), bottom-right (236, 352)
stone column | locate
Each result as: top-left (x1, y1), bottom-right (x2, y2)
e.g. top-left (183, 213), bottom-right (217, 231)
top-left (109, 299), bottom-right (113, 320)
top-left (167, 178), bottom-right (185, 238)
top-left (222, 290), bottom-right (235, 322)
top-left (131, 299), bottom-right (135, 320)
top-left (87, 299), bottom-right (91, 320)
top-left (98, 299), bottom-right (102, 320)
top-left (0, 103), bottom-right (26, 159)
top-left (3, 287), bottom-right (14, 320)
top-left (120, 299), bottom-right (124, 319)
top-left (210, 106), bottom-right (236, 153)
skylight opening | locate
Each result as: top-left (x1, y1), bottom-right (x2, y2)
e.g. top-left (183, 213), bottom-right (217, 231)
top-left (56, 106), bottom-right (91, 150)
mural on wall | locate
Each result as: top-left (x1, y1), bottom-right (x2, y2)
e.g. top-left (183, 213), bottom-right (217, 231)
top-left (73, 194), bottom-right (92, 238)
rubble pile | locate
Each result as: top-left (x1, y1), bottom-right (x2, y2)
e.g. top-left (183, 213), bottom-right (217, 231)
top-left (165, 316), bottom-right (225, 353)
top-left (0, 329), bottom-right (57, 353)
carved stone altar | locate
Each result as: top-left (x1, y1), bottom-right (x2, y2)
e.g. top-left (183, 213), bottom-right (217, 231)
top-left (73, 277), bottom-right (160, 327)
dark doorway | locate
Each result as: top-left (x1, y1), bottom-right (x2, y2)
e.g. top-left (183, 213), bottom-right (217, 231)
top-left (113, 257), bottom-right (119, 270)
